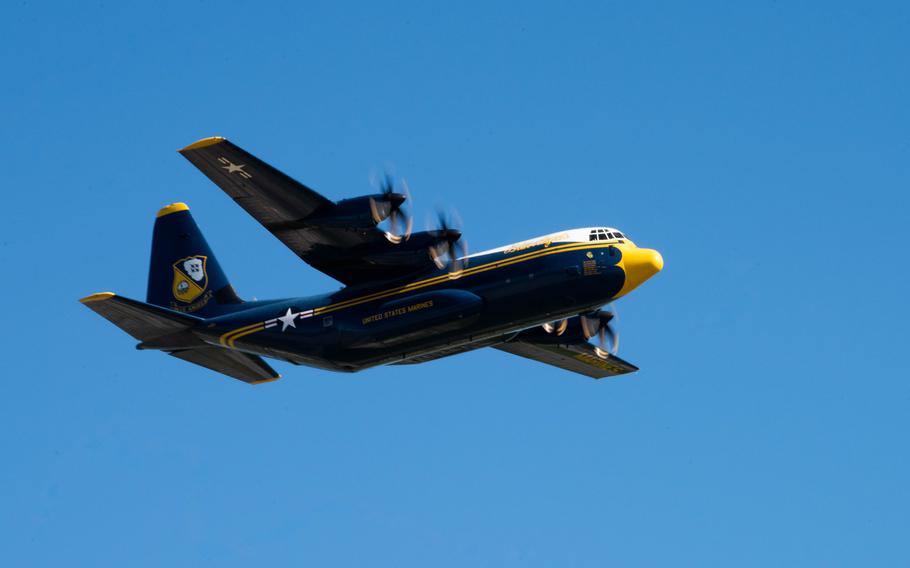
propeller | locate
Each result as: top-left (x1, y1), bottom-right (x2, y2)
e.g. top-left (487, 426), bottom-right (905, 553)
top-left (371, 173), bottom-right (413, 244)
top-left (429, 210), bottom-right (468, 276)
top-left (579, 307), bottom-right (619, 358)
top-left (542, 319), bottom-right (569, 336)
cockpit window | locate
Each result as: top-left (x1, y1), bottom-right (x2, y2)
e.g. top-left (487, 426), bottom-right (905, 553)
top-left (590, 229), bottom-right (627, 241)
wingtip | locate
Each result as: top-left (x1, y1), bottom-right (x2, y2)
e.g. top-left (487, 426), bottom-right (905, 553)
top-left (156, 202), bottom-right (190, 218)
top-left (179, 136), bottom-right (226, 152)
top-left (250, 375), bottom-right (281, 385)
top-left (80, 292), bottom-right (116, 304)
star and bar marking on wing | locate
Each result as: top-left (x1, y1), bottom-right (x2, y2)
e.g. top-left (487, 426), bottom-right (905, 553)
top-left (217, 157), bottom-right (252, 179)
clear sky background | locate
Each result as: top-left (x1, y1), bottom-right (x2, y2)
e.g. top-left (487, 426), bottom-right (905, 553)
top-left (2, 1), bottom-right (908, 566)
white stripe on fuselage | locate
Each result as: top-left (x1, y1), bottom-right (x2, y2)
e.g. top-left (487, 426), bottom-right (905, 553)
top-left (467, 227), bottom-right (624, 258)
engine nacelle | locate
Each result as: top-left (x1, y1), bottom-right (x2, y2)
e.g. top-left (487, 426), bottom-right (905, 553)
top-left (516, 316), bottom-right (588, 344)
top-left (358, 230), bottom-right (452, 265)
top-left (308, 193), bottom-right (402, 229)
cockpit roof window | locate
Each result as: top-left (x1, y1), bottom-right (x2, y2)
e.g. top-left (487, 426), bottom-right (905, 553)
top-left (589, 228), bottom-right (628, 241)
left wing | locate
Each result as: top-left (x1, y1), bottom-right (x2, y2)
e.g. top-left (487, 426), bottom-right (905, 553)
top-left (178, 137), bottom-right (432, 285)
top-left (494, 337), bottom-right (638, 379)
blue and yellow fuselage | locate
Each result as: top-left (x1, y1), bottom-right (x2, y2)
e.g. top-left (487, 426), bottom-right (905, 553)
top-left (198, 231), bottom-right (663, 372)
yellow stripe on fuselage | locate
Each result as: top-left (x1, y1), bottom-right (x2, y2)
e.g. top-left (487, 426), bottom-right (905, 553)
top-left (314, 240), bottom-right (628, 315)
top-left (225, 324), bottom-right (266, 348)
top-left (219, 320), bottom-right (266, 347)
top-left (219, 240), bottom-right (633, 348)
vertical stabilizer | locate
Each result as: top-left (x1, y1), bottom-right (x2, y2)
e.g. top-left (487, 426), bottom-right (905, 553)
top-left (147, 203), bottom-right (243, 318)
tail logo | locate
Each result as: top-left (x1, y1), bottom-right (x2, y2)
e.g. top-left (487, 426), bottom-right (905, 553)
top-left (172, 255), bottom-right (208, 303)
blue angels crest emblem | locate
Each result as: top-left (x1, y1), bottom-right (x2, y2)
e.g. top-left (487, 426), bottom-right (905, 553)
top-left (172, 255), bottom-right (208, 303)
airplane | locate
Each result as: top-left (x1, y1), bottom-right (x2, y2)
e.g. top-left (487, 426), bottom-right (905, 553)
top-left (80, 137), bottom-right (663, 385)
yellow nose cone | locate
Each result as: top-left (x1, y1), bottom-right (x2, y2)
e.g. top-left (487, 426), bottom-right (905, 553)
top-left (615, 247), bottom-right (663, 298)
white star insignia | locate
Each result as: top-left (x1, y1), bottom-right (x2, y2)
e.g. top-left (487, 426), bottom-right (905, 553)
top-left (278, 308), bottom-right (299, 331)
top-left (217, 157), bottom-right (252, 179)
top-left (224, 161), bottom-right (244, 174)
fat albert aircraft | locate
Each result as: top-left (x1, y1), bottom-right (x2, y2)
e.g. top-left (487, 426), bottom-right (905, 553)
top-left (81, 138), bottom-right (663, 384)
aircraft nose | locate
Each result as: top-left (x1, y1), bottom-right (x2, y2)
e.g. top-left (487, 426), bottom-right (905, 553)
top-left (639, 248), bottom-right (664, 275)
top-left (615, 247), bottom-right (663, 298)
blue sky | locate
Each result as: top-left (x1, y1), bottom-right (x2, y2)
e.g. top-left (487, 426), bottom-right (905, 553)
top-left (2, 1), bottom-right (908, 565)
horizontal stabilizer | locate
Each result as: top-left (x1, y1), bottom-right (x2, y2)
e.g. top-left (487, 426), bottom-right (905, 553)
top-left (80, 292), bottom-right (201, 341)
top-left (80, 292), bottom-right (279, 385)
top-left (169, 348), bottom-right (280, 384)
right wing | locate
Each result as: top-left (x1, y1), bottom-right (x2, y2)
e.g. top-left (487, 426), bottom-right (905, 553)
top-left (494, 337), bottom-right (638, 379)
top-left (179, 137), bottom-right (420, 285)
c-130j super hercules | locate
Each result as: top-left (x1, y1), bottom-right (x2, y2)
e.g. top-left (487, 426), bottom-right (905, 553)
top-left (81, 137), bottom-right (663, 384)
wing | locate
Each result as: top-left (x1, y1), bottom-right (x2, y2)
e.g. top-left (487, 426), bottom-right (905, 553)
top-left (494, 337), bottom-right (638, 379)
top-left (178, 137), bottom-right (421, 285)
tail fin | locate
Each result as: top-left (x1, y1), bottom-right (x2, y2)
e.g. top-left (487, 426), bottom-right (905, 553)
top-left (147, 203), bottom-right (243, 318)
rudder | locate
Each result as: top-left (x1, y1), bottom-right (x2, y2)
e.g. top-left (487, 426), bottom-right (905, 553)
top-left (147, 202), bottom-right (243, 317)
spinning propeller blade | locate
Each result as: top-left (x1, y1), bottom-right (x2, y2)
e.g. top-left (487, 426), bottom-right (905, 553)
top-left (428, 210), bottom-right (468, 276)
top-left (542, 318), bottom-right (569, 336)
top-left (580, 307), bottom-right (619, 358)
top-left (372, 172), bottom-right (413, 243)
